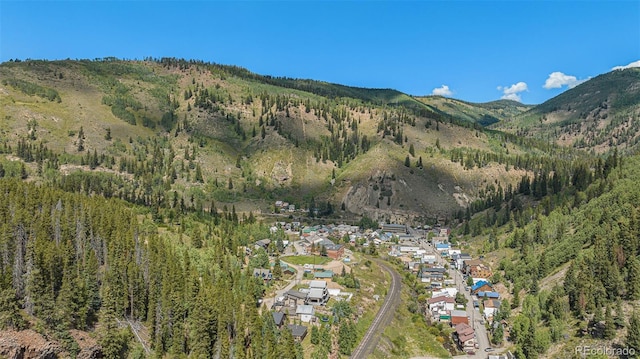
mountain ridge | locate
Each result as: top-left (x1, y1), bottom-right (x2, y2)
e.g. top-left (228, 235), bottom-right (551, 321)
top-left (1, 58), bottom-right (631, 222)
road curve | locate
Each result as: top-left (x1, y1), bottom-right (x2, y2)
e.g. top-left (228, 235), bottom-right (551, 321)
top-left (351, 259), bottom-right (402, 359)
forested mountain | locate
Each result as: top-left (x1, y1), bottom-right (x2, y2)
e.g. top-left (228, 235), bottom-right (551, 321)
top-left (0, 177), bottom-right (304, 358)
top-left (0, 58), bottom-right (560, 224)
top-left (493, 67), bottom-right (640, 154)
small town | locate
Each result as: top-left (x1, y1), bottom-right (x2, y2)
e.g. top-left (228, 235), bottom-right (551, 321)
top-left (249, 214), bottom-right (514, 359)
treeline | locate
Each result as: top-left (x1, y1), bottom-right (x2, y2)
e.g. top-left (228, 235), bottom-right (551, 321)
top-left (2, 78), bottom-right (61, 102)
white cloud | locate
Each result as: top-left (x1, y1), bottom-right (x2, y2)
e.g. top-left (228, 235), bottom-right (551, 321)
top-left (543, 71), bottom-right (586, 89)
top-left (612, 60), bottom-right (640, 71)
top-left (432, 84), bottom-right (453, 97)
top-left (499, 81), bottom-right (528, 102)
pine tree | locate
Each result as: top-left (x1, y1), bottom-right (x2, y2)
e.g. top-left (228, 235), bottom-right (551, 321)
top-left (492, 324), bottom-right (504, 345)
top-left (404, 155), bottom-right (410, 167)
top-left (98, 285), bottom-right (131, 359)
top-left (19, 163), bottom-right (27, 179)
top-left (279, 326), bottom-right (297, 359)
top-left (0, 287), bottom-right (25, 330)
top-left (627, 309), bottom-right (640, 354)
top-left (311, 325), bottom-right (320, 345)
top-left (77, 126), bottom-right (85, 151)
top-left (603, 305), bottom-right (616, 339)
top-left (409, 143), bottom-right (415, 157)
top-left (614, 299), bottom-right (626, 328)
top-left (629, 256), bottom-right (640, 300)
top-left (319, 324), bottom-right (332, 353)
top-left (338, 320), bottom-right (357, 355)
top-left (273, 253), bottom-right (282, 280)
top-left (195, 164), bottom-right (204, 183)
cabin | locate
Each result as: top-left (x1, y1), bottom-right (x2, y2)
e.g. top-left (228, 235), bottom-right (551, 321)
top-left (272, 312), bottom-right (287, 328)
top-left (287, 324), bottom-right (308, 341)
top-left (253, 268), bottom-right (272, 282)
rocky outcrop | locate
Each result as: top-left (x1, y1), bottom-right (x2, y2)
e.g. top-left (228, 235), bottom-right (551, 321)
top-left (70, 330), bottom-right (102, 359)
top-left (0, 330), bottom-right (61, 359)
top-left (0, 329), bottom-right (102, 359)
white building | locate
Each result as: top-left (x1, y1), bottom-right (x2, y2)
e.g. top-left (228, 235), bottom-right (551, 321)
top-left (296, 305), bottom-right (315, 322)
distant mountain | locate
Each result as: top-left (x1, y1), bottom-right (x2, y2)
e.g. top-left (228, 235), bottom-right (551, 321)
top-left (415, 96), bottom-right (532, 126)
top-left (493, 67), bottom-right (640, 153)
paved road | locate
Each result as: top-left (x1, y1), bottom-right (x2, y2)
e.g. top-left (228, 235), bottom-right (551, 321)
top-left (350, 259), bottom-right (402, 359)
top-left (418, 240), bottom-right (492, 359)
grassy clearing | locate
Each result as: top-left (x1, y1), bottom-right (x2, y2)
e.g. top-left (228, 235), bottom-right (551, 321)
top-left (282, 255), bottom-right (331, 266)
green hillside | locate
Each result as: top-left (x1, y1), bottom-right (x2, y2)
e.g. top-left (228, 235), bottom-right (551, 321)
top-left (415, 96), bottom-right (532, 126)
top-left (0, 58), bottom-right (554, 223)
top-left (493, 67), bottom-right (640, 153)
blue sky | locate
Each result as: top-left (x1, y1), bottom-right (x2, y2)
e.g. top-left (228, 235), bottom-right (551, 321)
top-left (1, 1), bottom-right (639, 104)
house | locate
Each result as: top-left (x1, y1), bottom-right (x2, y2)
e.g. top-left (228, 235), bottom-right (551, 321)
top-left (422, 254), bottom-right (437, 264)
top-left (381, 223), bottom-right (408, 234)
top-left (313, 238), bottom-right (344, 259)
top-left (476, 291), bottom-right (500, 299)
top-left (462, 259), bottom-right (492, 278)
top-left (433, 287), bottom-right (458, 298)
top-left (254, 239), bottom-right (271, 250)
top-left (287, 324), bottom-right (308, 341)
top-left (435, 243), bottom-right (450, 251)
top-left (462, 259), bottom-right (482, 275)
top-left (435, 243), bottom-right (450, 256)
top-left (272, 312), bottom-right (287, 328)
top-left (285, 289), bottom-right (308, 305)
top-left (454, 322), bottom-right (476, 353)
top-left (488, 352), bottom-right (515, 359)
top-left (483, 299), bottom-right (501, 321)
top-left (471, 280), bottom-right (493, 295)
top-left (450, 309), bottom-right (469, 325)
top-left (309, 280), bottom-right (328, 289)
top-left (420, 266), bottom-right (446, 282)
top-left (325, 243), bottom-right (344, 260)
top-left (296, 305), bottom-right (315, 322)
top-left (314, 270), bottom-right (334, 280)
top-left (455, 253), bottom-right (472, 270)
top-left (253, 268), bottom-right (272, 281)
top-left (306, 287), bottom-right (329, 305)
top-left (306, 280), bottom-right (329, 305)
top-left (448, 248), bottom-right (461, 257)
top-left (428, 296), bottom-right (456, 313)
top-left (470, 263), bottom-right (492, 278)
